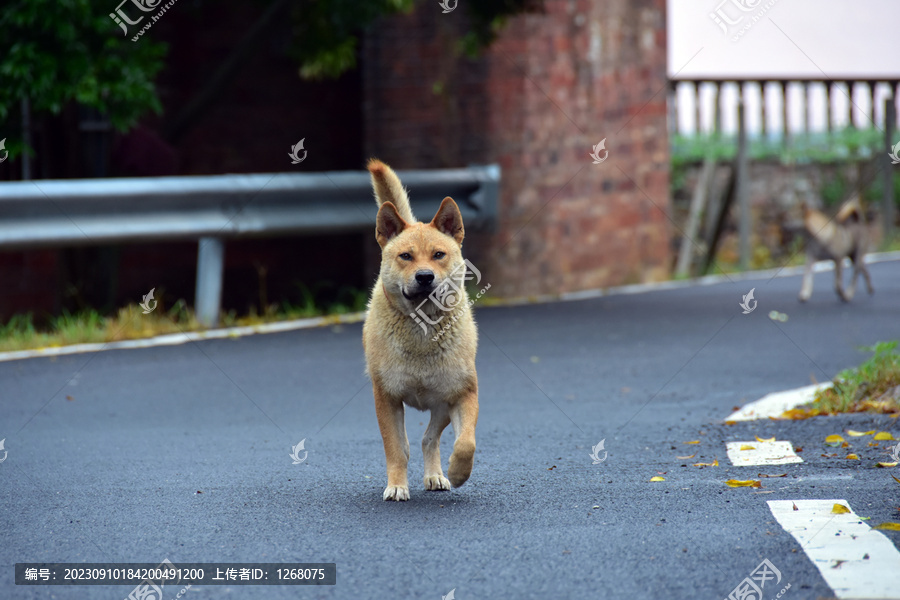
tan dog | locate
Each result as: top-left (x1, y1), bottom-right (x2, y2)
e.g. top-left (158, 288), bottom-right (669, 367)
top-left (798, 196), bottom-right (874, 302)
top-left (362, 159), bottom-right (479, 502)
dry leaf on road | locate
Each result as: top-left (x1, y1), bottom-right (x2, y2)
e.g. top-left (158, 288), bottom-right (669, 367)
top-left (725, 479), bottom-right (761, 488)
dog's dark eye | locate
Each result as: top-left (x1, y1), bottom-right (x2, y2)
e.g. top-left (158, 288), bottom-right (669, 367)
top-left (399, 252), bottom-right (413, 261)
top-left (433, 251), bottom-right (445, 259)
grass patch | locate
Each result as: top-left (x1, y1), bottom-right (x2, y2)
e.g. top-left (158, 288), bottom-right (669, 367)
top-left (785, 342), bottom-right (900, 418)
top-left (0, 291), bottom-right (369, 353)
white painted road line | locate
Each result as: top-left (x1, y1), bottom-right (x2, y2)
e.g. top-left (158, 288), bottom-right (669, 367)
top-left (726, 441), bottom-right (803, 466)
top-left (726, 383), bottom-right (833, 421)
top-left (768, 499), bottom-right (900, 599)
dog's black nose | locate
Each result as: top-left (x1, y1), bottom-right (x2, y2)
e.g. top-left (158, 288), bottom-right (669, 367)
top-left (415, 270), bottom-right (435, 286)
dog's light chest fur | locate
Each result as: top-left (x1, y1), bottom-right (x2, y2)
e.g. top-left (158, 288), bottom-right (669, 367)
top-left (365, 288), bottom-right (476, 411)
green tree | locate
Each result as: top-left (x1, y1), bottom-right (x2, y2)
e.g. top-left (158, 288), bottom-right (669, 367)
top-left (0, 0), bottom-right (166, 159)
top-left (0, 0), bottom-right (542, 155)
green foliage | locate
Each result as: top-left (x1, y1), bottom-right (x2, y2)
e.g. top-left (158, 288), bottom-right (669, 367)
top-left (458, 0), bottom-right (542, 57)
top-left (671, 127), bottom-right (886, 168)
top-left (290, 0), bottom-right (542, 79)
top-left (812, 341), bottom-right (900, 414)
top-left (0, 0), bottom-right (166, 157)
top-left (0, 286), bottom-right (370, 352)
top-left (671, 127), bottom-right (900, 212)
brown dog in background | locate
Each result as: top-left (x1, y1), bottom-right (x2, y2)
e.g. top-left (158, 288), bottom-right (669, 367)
top-left (362, 159), bottom-right (479, 501)
top-left (798, 196), bottom-right (874, 302)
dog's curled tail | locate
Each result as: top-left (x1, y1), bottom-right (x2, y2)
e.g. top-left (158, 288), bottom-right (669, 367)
top-left (367, 158), bottom-right (416, 223)
top-left (835, 195), bottom-right (863, 224)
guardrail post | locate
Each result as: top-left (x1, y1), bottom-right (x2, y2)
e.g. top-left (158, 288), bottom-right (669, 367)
top-left (195, 237), bottom-right (224, 328)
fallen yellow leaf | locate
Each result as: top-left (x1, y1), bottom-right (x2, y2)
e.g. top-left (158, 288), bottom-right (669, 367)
top-left (692, 459), bottom-right (719, 467)
top-left (876, 462), bottom-right (898, 468)
top-left (874, 432), bottom-right (896, 441)
top-left (873, 522), bottom-right (900, 531)
top-left (740, 445), bottom-right (756, 451)
top-left (847, 430), bottom-right (875, 437)
top-left (725, 479), bottom-right (761, 488)
top-left (755, 436), bottom-right (776, 442)
top-left (684, 441), bottom-right (701, 445)
top-left (832, 503), bottom-right (851, 514)
top-left (825, 434), bottom-right (845, 446)
top-left (868, 442), bottom-right (880, 447)
top-left (841, 442), bottom-right (850, 448)
top-left (846, 454), bottom-right (860, 460)
top-left (650, 476), bottom-right (665, 482)
top-left (676, 454), bottom-right (696, 459)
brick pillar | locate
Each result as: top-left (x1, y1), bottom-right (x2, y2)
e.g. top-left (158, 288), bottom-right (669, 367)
top-left (363, 0), bottom-right (670, 297)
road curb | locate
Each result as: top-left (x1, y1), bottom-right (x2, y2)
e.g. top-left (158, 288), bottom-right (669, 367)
top-left (2, 251), bottom-right (898, 364)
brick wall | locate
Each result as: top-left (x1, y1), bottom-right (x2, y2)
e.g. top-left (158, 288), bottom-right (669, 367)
top-left (363, 0), bottom-right (671, 297)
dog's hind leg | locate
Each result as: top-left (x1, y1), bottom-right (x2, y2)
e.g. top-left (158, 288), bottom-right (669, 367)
top-left (448, 382), bottom-right (479, 488)
top-left (422, 405), bottom-right (451, 491)
top-left (374, 383), bottom-right (410, 501)
top-left (798, 255), bottom-right (815, 302)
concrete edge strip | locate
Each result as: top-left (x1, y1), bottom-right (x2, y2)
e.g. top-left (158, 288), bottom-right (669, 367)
top-left (0, 313), bottom-right (366, 363)
top-left (2, 251), bottom-right (898, 364)
top-left (767, 499), bottom-right (900, 599)
top-left (725, 441), bottom-right (803, 466)
top-left (726, 383), bottom-right (834, 421)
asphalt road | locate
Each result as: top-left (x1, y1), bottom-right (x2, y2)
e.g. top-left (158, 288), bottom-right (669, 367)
top-left (2, 260), bottom-right (900, 600)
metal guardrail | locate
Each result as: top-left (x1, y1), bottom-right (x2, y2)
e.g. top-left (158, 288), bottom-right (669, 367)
top-left (0, 165), bottom-right (501, 326)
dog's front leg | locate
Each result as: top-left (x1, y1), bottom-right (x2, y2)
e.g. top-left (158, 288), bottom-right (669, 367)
top-left (798, 254), bottom-right (815, 302)
top-left (422, 405), bottom-right (451, 491)
top-left (845, 257), bottom-right (861, 301)
top-left (373, 382), bottom-right (410, 501)
top-left (856, 254), bottom-right (875, 295)
top-left (447, 382), bottom-right (479, 488)
top-left (834, 259), bottom-right (851, 302)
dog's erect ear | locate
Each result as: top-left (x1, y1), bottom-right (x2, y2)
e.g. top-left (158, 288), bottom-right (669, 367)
top-left (376, 201), bottom-right (408, 247)
top-left (430, 197), bottom-right (465, 245)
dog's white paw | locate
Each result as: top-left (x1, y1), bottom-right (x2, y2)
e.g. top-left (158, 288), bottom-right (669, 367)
top-left (383, 485), bottom-right (410, 501)
top-left (424, 473), bottom-right (451, 491)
